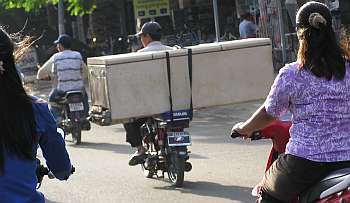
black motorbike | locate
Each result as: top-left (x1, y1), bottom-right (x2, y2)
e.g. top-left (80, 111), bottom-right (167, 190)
top-left (140, 110), bottom-right (193, 187)
top-left (54, 90), bottom-right (91, 145)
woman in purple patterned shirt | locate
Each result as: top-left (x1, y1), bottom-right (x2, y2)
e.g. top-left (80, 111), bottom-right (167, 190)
top-left (231, 2), bottom-right (350, 202)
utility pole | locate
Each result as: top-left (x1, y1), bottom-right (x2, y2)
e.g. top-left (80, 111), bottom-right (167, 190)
top-left (213, 0), bottom-right (220, 42)
top-left (285, 0), bottom-right (298, 27)
top-left (277, 0), bottom-right (287, 64)
top-left (58, 0), bottom-right (65, 35)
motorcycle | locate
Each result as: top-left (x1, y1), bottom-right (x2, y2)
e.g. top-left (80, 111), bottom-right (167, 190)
top-left (231, 120), bottom-right (350, 203)
top-left (52, 90), bottom-right (91, 145)
top-left (139, 109), bottom-right (193, 187)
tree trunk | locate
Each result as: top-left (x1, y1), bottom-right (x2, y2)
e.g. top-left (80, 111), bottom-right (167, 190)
top-left (46, 4), bottom-right (56, 30)
top-left (77, 16), bottom-right (86, 43)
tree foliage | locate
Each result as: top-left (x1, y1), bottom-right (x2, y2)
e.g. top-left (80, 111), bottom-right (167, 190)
top-left (0, 0), bottom-right (96, 16)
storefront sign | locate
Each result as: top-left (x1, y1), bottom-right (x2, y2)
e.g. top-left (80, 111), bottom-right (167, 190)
top-left (133, 0), bottom-right (170, 19)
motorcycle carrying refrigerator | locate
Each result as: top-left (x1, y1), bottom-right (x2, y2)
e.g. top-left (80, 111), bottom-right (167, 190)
top-left (87, 38), bottom-right (274, 125)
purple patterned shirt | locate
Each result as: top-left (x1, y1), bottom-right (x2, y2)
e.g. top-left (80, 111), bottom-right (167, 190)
top-left (265, 61), bottom-right (350, 162)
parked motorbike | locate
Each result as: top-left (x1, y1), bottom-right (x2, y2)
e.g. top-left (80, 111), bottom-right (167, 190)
top-left (231, 120), bottom-right (350, 203)
top-left (36, 158), bottom-right (75, 189)
top-left (53, 90), bottom-right (91, 145)
top-left (139, 110), bottom-right (193, 187)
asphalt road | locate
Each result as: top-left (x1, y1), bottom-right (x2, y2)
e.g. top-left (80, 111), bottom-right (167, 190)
top-left (34, 98), bottom-right (271, 203)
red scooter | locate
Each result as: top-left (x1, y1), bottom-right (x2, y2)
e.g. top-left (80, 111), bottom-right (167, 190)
top-left (231, 120), bottom-right (350, 203)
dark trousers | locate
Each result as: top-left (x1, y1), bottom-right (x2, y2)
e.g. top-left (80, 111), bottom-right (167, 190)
top-left (123, 118), bottom-right (148, 148)
top-left (260, 154), bottom-right (350, 202)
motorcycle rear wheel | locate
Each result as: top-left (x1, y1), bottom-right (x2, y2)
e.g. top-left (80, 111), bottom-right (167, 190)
top-left (72, 124), bottom-right (82, 145)
top-left (167, 154), bottom-right (185, 187)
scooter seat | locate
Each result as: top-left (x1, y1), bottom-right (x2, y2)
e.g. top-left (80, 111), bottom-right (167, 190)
top-left (299, 167), bottom-right (350, 203)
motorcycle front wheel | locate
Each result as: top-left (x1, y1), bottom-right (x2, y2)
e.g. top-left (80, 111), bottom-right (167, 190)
top-left (167, 153), bottom-right (185, 187)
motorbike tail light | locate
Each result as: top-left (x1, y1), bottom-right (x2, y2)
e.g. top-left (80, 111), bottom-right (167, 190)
top-left (68, 95), bottom-right (83, 103)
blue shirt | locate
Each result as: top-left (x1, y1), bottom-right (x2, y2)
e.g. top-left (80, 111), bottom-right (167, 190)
top-left (0, 97), bottom-right (72, 203)
top-left (239, 20), bottom-right (258, 39)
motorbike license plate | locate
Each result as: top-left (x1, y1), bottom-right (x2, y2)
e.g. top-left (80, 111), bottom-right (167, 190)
top-left (68, 102), bottom-right (84, 112)
top-left (167, 131), bottom-right (191, 147)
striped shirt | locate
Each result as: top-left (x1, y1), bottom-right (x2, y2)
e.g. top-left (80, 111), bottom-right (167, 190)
top-left (52, 50), bottom-right (84, 92)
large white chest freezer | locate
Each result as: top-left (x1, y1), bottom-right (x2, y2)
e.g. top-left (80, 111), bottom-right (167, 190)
top-left (87, 38), bottom-right (274, 125)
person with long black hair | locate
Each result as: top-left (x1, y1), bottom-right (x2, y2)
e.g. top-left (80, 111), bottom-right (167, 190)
top-left (0, 28), bottom-right (72, 202)
top-left (231, 2), bottom-right (350, 202)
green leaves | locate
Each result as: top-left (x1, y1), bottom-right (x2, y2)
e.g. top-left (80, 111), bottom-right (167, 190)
top-left (0, 0), bottom-right (96, 16)
top-left (66, 0), bottom-right (96, 16)
top-left (0, 0), bottom-right (48, 11)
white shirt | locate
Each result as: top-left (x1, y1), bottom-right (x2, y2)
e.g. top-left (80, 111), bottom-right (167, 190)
top-left (137, 41), bottom-right (173, 53)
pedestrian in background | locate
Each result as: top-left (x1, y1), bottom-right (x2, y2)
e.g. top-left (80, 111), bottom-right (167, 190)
top-left (239, 12), bottom-right (258, 39)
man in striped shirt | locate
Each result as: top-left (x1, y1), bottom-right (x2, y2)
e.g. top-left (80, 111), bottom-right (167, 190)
top-left (39, 34), bottom-right (89, 122)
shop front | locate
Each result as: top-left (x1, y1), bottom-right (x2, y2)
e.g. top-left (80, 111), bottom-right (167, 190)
top-left (132, 0), bottom-right (239, 46)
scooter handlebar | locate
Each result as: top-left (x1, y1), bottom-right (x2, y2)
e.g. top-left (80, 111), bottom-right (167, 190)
top-left (230, 130), bottom-right (262, 140)
top-left (230, 130), bottom-right (244, 139)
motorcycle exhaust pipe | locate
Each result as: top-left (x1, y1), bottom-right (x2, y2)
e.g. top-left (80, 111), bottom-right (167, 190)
top-left (185, 162), bottom-right (192, 172)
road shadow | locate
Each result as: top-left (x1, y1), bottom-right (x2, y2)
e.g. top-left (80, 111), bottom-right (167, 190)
top-left (70, 142), bottom-right (132, 154)
top-left (154, 180), bottom-right (254, 202)
top-left (189, 153), bottom-right (209, 159)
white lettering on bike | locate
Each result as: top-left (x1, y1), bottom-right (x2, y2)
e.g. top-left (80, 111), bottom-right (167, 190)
top-left (173, 112), bottom-right (188, 117)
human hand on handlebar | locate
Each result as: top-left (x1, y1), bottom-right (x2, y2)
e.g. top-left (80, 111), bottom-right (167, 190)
top-left (230, 122), bottom-right (247, 139)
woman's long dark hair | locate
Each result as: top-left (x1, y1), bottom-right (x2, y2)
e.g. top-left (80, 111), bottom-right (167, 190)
top-left (297, 24), bottom-right (349, 80)
top-left (0, 27), bottom-right (36, 174)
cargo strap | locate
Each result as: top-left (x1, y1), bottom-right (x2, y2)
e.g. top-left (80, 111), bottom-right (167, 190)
top-left (187, 48), bottom-right (193, 120)
top-left (165, 49), bottom-right (193, 121)
top-left (165, 52), bottom-right (174, 122)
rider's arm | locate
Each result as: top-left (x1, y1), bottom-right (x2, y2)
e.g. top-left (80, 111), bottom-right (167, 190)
top-left (37, 56), bottom-right (54, 80)
top-left (237, 104), bottom-right (275, 136)
top-left (36, 102), bottom-right (72, 180)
